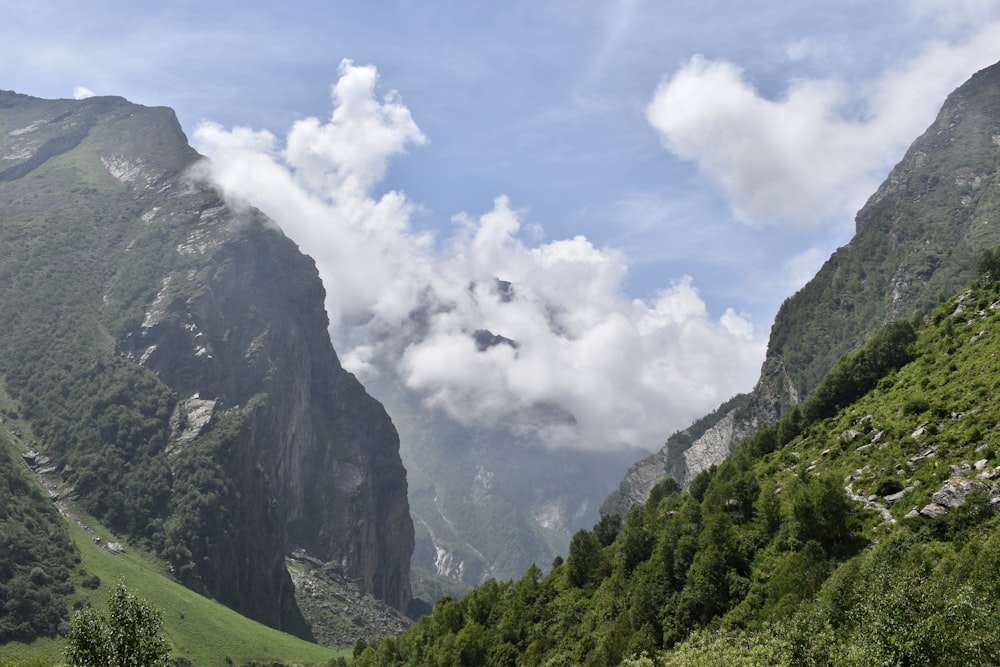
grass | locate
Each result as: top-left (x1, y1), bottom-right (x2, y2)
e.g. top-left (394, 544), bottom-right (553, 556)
top-left (1, 501), bottom-right (347, 667)
top-left (745, 275), bottom-right (1000, 531)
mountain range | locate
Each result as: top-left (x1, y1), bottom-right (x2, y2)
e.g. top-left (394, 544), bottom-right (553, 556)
top-left (353, 59), bottom-right (1000, 667)
top-left (2, 54), bottom-right (1000, 666)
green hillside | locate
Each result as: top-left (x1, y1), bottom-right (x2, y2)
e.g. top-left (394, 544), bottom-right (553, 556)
top-left (0, 90), bottom-right (415, 652)
top-left (354, 261), bottom-right (1000, 665)
top-left (1, 381), bottom-right (341, 665)
top-left (0, 467), bottom-right (343, 666)
top-left (606, 60), bottom-right (1000, 506)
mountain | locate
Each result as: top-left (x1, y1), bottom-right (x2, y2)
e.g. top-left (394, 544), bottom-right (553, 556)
top-left (606, 59), bottom-right (1000, 511)
top-left (0, 90), bottom-right (413, 635)
top-left (367, 375), bottom-right (643, 592)
top-left (354, 178), bottom-right (1000, 667)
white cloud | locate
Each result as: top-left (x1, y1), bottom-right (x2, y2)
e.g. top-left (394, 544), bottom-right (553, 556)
top-left (646, 16), bottom-right (1000, 230)
top-left (73, 86), bottom-right (95, 99)
top-left (194, 61), bottom-right (766, 451)
top-left (910, 0), bottom-right (1000, 31)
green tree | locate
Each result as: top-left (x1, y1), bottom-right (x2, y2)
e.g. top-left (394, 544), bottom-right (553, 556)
top-left (593, 512), bottom-right (622, 547)
top-left (978, 246), bottom-right (1000, 278)
top-left (789, 474), bottom-right (853, 555)
top-left (567, 529), bottom-right (605, 588)
top-left (647, 477), bottom-right (681, 508)
top-left (64, 582), bottom-right (171, 667)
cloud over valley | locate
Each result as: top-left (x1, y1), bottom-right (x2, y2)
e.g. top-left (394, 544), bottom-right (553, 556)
top-left (194, 60), bottom-right (766, 452)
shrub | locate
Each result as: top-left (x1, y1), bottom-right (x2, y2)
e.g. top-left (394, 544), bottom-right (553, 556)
top-left (64, 582), bottom-right (170, 667)
top-left (875, 479), bottom-right (905, 497)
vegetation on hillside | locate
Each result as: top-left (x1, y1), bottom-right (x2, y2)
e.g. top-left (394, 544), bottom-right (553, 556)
top-left (0, 99), bottom-right (294, 639)
top-left (638, 61), bottom-right (1000, 490)
top-left (352, 260), bottom-right (1000, 665)
top-left (0, 421), bottom-right (78, 642)
top-left (64, 582), bottom-right (171, 667)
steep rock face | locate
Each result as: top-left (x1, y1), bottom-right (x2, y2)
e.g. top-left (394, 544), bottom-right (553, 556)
top-left (0, 91), bottom-right (413, 619)
top-left (123, 206), bottom-right (413, 611)
top-left (606, 60), bottom-right (1000, 508)
top-left (602, 395), bottom-right (751, 513)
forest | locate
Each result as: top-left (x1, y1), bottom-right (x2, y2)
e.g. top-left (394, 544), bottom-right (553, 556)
top-left (350, 260), bottom-right (1000, 665)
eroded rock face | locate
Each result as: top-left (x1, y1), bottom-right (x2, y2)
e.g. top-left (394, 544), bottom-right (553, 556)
top-left (119, 166), bottom-right (415, 613)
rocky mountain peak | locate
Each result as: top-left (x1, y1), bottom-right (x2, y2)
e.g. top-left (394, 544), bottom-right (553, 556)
top-left (0, 91), bottom-right (414, 625)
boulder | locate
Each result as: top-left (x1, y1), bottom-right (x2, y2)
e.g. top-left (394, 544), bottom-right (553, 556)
top-left (932, 477), bottom-right (988, 508)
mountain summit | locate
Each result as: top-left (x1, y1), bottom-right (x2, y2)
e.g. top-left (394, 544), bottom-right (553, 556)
top-left (0, 91), bottom-right (413, 627)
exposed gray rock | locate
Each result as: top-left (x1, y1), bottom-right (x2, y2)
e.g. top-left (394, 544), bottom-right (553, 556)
top-left (920, 503), bottom-right (949, 518)
top-left (845, 480), bottom-right (894, 525)
top-left (949, 463), bottom-right (974, 476)
top-left (932, 478), bottom-right (988, 508)
top-left (683, 410), bottom-right (744, 486)
top-left (884, 487), bottom-right (915, 504)
top-left (603, 402), bottom-right (755, 512)
top-left (910, 447), bottom-right (937, 463)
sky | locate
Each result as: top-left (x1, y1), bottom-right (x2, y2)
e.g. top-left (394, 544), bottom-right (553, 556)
top-left (4, 1), bottom-right (1000, 451)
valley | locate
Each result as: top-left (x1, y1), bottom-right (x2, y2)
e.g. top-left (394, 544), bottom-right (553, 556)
top-left (2, 39), bottom-right (1000, 667)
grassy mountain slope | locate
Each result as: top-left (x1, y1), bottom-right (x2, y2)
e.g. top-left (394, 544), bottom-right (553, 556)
top-left (607, 59), bottom-right (1000, 509)
top-left (1, 381), bottom-right (342, 664)
top-left (354, 265), bottom-right (1000, 665)
top-left (0, 89), bottom-right (413, 648)
top-left (0, 395), bottom-right (77, 644)
top-left (1, 514), bottom-right (342, 665)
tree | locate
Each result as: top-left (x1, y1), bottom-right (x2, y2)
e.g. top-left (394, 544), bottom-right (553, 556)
top-left (567, 529), bottom-right (605, 588)
top-left (594, 513), bottom-right (622, 547)
top-left (978, 246), bottom-right (1000, 279)
top-left (65, 581), bottom-right (171, 667)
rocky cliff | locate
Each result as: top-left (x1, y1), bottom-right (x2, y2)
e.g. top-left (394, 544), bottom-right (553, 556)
top-left (606, 59), bottom-right (1000, 511)
top-left (0, 91), bottom-right (413, 623)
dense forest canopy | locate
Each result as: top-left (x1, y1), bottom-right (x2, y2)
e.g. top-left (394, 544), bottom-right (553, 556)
top-left (352, 261), bottom-right (1000, 666)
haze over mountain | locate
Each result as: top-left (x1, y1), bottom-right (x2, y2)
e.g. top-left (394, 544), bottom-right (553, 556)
top-left (3, 2), bottom-right (998, 590)
top-left (187, 24), bottom-right (1000, 580)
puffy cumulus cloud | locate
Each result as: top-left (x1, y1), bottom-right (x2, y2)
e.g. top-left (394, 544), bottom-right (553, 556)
top-left (194, 61), bottom-right (765, 452)
top-left (646, 57), bottom-right (879, 228)
top-left (646, 17), bottom-right (1000, 229)
top-left (73, 86), bottom-right (96, 99)
top-left (195, 60), bottom-right (431, 328)
top-left (401, 210), bottom-right (765, 449)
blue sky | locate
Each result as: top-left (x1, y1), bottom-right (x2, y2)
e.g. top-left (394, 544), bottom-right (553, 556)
top-left (6, 1), bottom-right (1000, 448)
